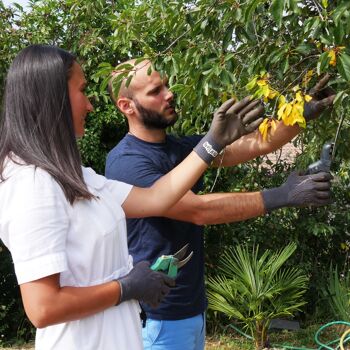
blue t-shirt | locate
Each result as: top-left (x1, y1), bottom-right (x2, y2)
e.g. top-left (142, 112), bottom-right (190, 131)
top-left (105, 133), bottom-right (206, 320)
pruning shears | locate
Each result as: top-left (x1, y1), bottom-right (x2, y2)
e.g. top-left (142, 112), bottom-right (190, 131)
top-left (305, 112), bottom-right (345, 175)
top-left (305, 142), bottom-right (334, 174)
top-left (150, 243), bottom-right (193, 278)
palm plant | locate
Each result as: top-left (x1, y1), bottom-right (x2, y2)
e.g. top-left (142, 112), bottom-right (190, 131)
top-left (207, 243), bottom-right (308, 350)
top-left (324, 264), bottom-right (350, 321)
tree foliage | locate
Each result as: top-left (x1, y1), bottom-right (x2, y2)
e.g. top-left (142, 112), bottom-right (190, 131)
top-left (0, 0), bottom-right (350, 343)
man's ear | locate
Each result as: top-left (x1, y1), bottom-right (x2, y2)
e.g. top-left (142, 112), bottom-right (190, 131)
top-left (117, 97), bottom-right (134, 115)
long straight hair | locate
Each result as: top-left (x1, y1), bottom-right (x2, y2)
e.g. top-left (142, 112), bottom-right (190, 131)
top-left (0, 44), bottom-right (93, 204)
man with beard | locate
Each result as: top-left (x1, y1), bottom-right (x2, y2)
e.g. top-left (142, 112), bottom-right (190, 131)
top-left (105, 59), bottom-right (334, 350)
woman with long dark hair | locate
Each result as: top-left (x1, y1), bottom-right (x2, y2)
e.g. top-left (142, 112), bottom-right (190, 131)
top-left (0, 45), bottom-right (262, 349)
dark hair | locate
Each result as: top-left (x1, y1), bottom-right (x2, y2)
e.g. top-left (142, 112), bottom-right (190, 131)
top-left (0, 44), bottom-right (93, 204)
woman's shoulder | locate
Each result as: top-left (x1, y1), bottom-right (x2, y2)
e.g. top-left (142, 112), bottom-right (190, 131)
top-left (2, 157), bottom-right (65, 197)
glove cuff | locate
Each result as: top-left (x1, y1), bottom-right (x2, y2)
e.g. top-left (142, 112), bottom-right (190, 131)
top-left (261, 186), bottom-right (287, 212)
top-left (193, 133), bottom-right (223, 164)
top-left (115, 277), bottom-right (130, 304)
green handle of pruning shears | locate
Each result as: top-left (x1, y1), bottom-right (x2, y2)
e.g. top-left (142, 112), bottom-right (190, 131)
top-left (151, 256), bottom-right (178, 278)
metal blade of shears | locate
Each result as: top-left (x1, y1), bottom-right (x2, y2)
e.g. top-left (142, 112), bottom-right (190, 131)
top-left (172, 243), bottom-right (190, 260)
top-left (176, 251), bottom-right (193, 268)
top-left (331, 113), bottom-right (346, 162)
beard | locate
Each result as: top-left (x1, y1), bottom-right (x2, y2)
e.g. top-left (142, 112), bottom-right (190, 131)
top-left (134, 99), bottom-right (178, 129)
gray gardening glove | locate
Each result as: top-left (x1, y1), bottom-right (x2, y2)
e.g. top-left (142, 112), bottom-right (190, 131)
top-left (304, 74), bottom-right (336, 122)
top-left (117, 261), bottom-right (175, 308)
top-left (261, 171), bottom-right (332, 212)
top-left (194, 97), bottom-right (264, 164)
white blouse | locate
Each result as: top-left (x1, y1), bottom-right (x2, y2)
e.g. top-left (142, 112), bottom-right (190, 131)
top-left (0, 160), bottom-right (142, 350)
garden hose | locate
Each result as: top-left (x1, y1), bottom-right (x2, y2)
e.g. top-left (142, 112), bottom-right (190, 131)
top-left (226, 321), bottom-right (350, 350)
top-left (339, 328), bottom-right (350, 350)
top-left (314, 321), bottom-right (350, 350)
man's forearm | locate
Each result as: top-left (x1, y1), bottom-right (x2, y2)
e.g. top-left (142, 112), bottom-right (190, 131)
top-left (213, 122), bottom-right (300, 167)
top-left (164, 191), bottom-right (266, 225)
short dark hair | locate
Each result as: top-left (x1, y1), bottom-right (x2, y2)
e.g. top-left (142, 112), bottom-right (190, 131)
top-left (0, 44), bottom-right (94, 204)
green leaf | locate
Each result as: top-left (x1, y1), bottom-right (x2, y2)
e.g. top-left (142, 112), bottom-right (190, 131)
top-left (244, 0), bottom-right (263, 24)
top-left (202, 69), bottom-right (212, 76)
top-left (100, 76), bottom-right (110, 94)
top-left (317, 51), bottom-right (330, 76)
top-left (282, 57), bottom-right (289, 74)
top-left (169, 84), bottom-right (187, 94)
top-left (115, 63), bottom-right (134, 71)
top-left (305, 17), bottom-right (320, 37)
top-left (92, 67), bottom-right (114, 79)
top-left (333, 91), bottom-right (348, 109)
top-left (338, 53), bottom-right (350, 81)
top-left (295, 43), bottom-right (314, 55)
top-left (333, 3), bottom-right (350, 25)
top-left (246, 76), bottom-right (257, 90)
top-left (200, 19), bottom-right (208, 30)
top-left (134, 57), bottom-right (148, 65)
top-left (220, 70), bottom-right (231, 85)
top-left (223, 24), bottom-right (234, 50)
top-left (112, 79), bottom-right (123, 99)
top-left (270, 0), bottom-right (285, 27)
top-left (125, 75), bottom-right (133, 88)
top-left (320, 34), bottom-right (332, 46)
top-left (334, 24), bottom-right (345, 45)
top-left (204, 81), bottom-right (209, 96)
top-left (98, 62), bottom-right (113, 69)
top-left (12, 2), bottom-right (23, 11)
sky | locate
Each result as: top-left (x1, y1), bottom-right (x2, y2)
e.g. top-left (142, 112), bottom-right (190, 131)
top-left (3, 0), bottom-right (29, 8)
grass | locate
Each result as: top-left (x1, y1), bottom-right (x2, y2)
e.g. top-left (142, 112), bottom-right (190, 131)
top-left (1, 323), bottom-right (348, 350)
top-left (206, 323), bottom-right (348, 350)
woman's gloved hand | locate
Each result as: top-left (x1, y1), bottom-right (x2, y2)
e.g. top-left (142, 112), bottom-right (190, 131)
top-left (116, 261), bottom-right (175, 308)
top-left (194, 97), bottom-right (264, 164)
top-left (261, 171), bottom-right (332, 212)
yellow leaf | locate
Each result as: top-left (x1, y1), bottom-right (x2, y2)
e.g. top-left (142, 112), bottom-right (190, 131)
top-left (283, 112), bottom-right (295, 126)
top-left (271, 119), bottom-right (277, 132)
top-left (280, 103), bottom-right (293, 125)
top-left (304, 94), bottom-right (312, 102)
top-left (295, 91), bottom-right (303, 102)
top-left (277, 103), bottom-right (287, 120)
top-left (341, 242), bottom-right (349, 251)
top-left (302, 70), bottom-right (314, 88)
top-left (289, 103), bottom-right (306, 128)
top-left (321, 0), bottom-right (328, 9)
top-left (278, 102), bottom-right (293, 122)
top-left (292, 85), bottom-right (300, 92)
top-left (259, 118), bottom-right (269, 141)
top-left (328, 49), bottom-right (336, 66)
top-left (263, 85), bottom-right (270, 98)
top-left (257, 79), bottom-right (267, 86)
top-left (268, 88), bottom-right (278, 100)
top-left (278, 95), bottom-right (286, 109)
top-left (221, 92), bottom-right (228, 102)
top-left (246, 77), bottom-right (257, 90)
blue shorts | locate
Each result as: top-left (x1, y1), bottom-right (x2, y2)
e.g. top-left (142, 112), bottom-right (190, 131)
top-left (142, 313), bottom-right (206, 350)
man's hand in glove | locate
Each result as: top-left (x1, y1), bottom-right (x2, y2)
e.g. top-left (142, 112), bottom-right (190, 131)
top-left (304, 74), bottom-right (336, 121)
top-left (262, 171), bottom-right (332, 212)
top-left (117, 261), bottom-right (175, 308)
top-left (194, 97), bottom-right (264, 164)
